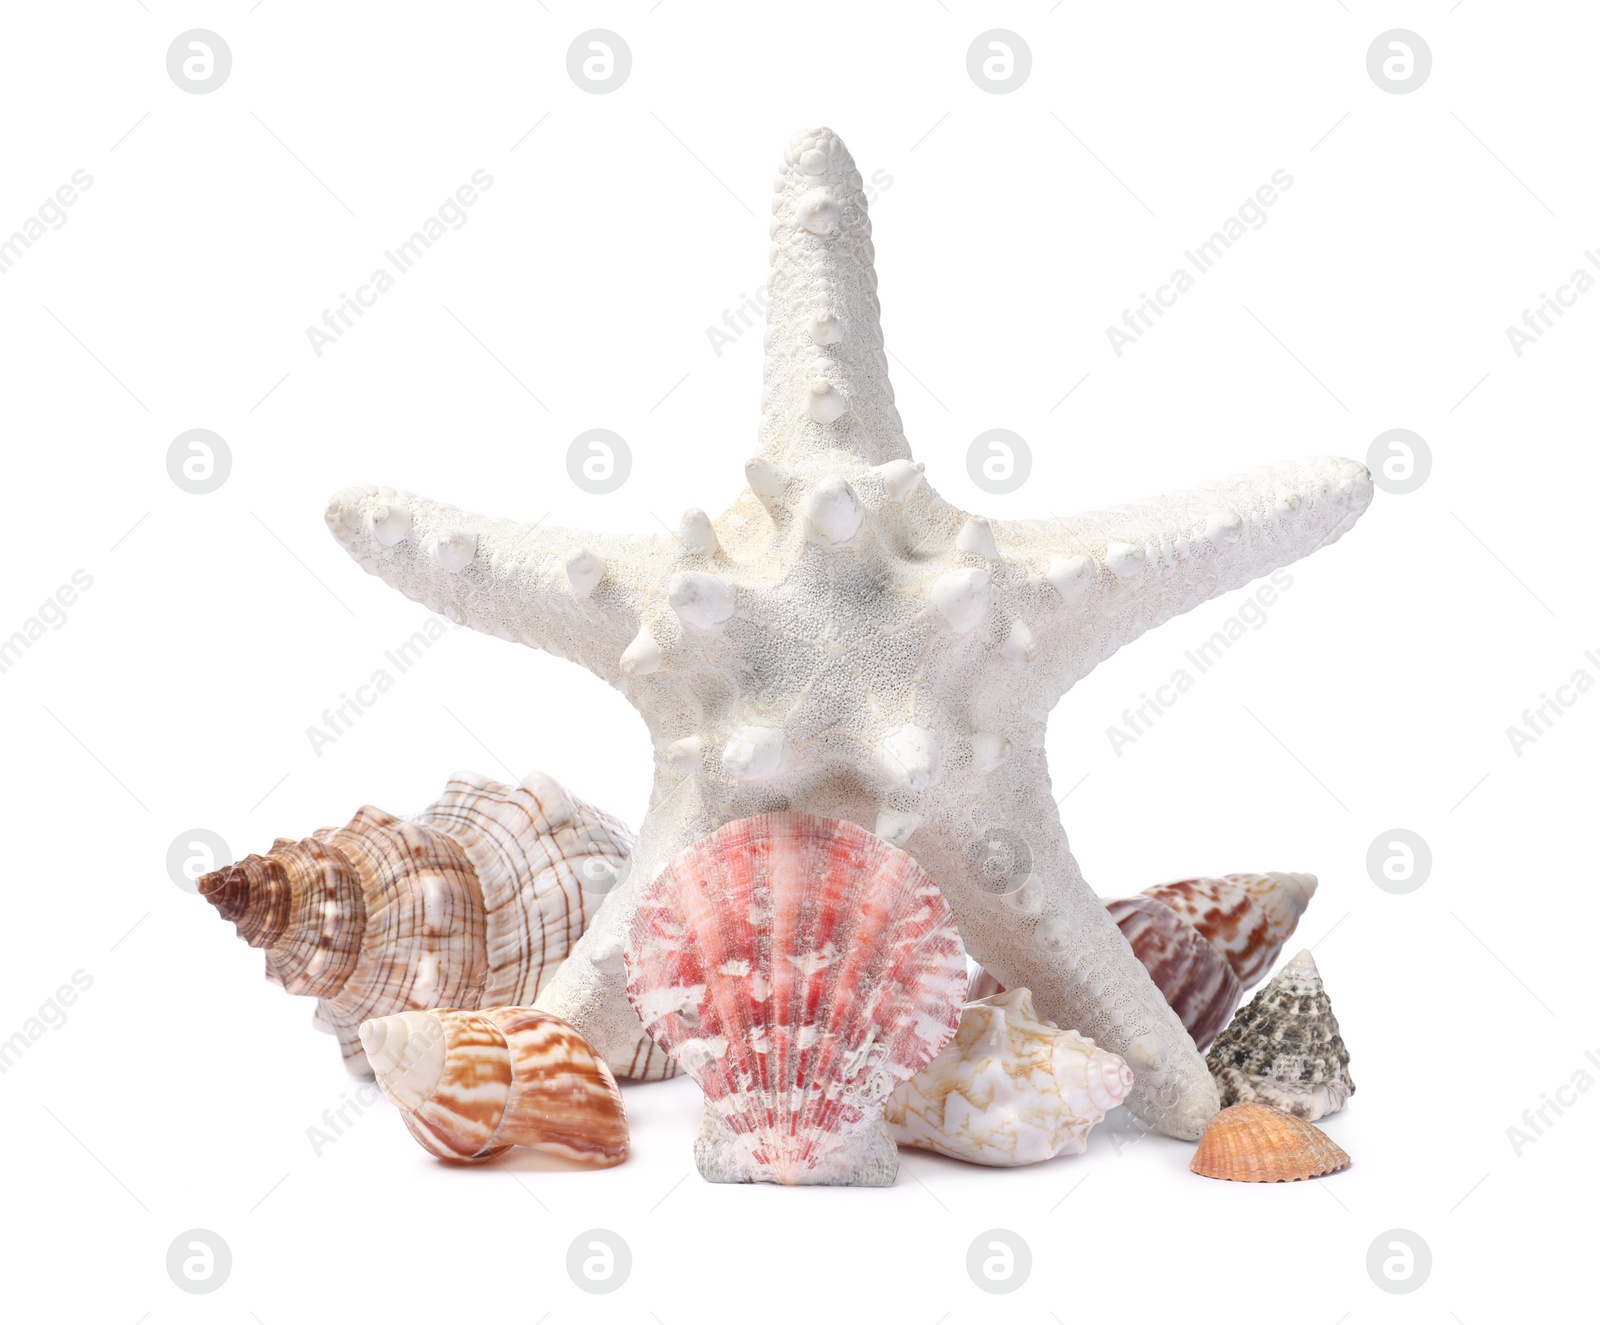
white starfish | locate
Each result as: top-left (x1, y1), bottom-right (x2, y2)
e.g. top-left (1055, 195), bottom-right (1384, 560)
top-left (325, 128), bottom-right (1372, 1140)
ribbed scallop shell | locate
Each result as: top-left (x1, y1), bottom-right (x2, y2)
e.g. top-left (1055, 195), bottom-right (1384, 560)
top-left (884, 988), bottom-right (1133, 1165)
top-left (199, 770), bottom-right (676, 1081)
top-left (1190, 1102), bottom-right (1349, 1182)
top-left (624, 814), bottom-right (967, 1186)
top-left (1145, 872), bottom-right (1317, 987)
top-left (360, 1006), bottom-right (627, 1165)
top-left (1206, 948), bottom-right (1354, 1121)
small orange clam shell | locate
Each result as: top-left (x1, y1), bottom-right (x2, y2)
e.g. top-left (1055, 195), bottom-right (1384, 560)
top-left (1190, 1102), bottom-right (1349, 1182)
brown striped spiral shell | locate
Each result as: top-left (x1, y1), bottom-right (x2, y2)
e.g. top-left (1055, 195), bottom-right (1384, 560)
top-left (361, 1006), bottom-right (628, 1165)
top-left (199, 770), bottom-right (677, 1081)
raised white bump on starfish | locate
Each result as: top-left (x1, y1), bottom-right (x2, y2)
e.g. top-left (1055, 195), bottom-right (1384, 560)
top-left (325, 127), bottom-right (1373, 1141)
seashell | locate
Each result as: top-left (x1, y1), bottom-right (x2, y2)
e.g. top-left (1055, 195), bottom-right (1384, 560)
top-left (198, 770), bottom-right (676, 1081)
top-left (968, 871), bottom-right (1316, 1050)
top-left (883, 988), bottom-right (1133, 1165)
top-left (623, 813), bottom-right (967, 1186)
top-left (966, 965), bottom-right (1004, 1002)
top-left (1142, 872), bottom-right (1317, 988)
top-left (1113, 873), bottom-right (1315, 1048)
top-left (361, 1006), bottom-right (628, 1165)
top-left (1189, 1102), bottom-right (1349, 1182)
top-left (1206, 948), bottom-right (1354, 1121)
top-left (1103, 895), bottom-right (1243, 1050)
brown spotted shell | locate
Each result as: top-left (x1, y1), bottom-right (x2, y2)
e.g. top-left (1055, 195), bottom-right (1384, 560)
top-left (198, 770), bottom-right (676, 1081)
top-left (1190, 1102), bottom-right (1349, 1182)
top-left (361, 1006), bottom-right (628, 1165)
top-left (1145, 873), bottom-right (1317, 987)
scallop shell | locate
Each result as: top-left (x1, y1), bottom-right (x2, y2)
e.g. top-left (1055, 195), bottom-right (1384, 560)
top-left (1144, 872), bottom-right (1317, 988)
top-left (624, 813), bottom-right (967, 1186)
top-left (199, 770), bottom-right (676, 1081)
top-left (1189, 1102), bottom-right (1349, 1182)
top-left (883, 988), bottom-right (1133, 1165)
top-left (1206, 948), bottom-right (1354, 1121)
top-left (361, 1006), bottom-right (628, 1165)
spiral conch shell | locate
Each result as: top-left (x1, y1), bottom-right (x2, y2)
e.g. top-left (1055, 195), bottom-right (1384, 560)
top-left (361, 1006), bottom-right (628, 1165)
top-left (198, 770), bottom-right (676, 1081)
top-left (1190, 1102), bottom-right (1349, 1182)
top-left (1107, 872), bottom-right (1317, 1050)
top-left (1206, 948), bottom-right (1354, 1121)
top-left (883, 988), bottom-right (1133, 1165)
top-left (1143, 873), bottom-right (1318, 987)
top-left (624, 814), bottom-right (968, 1186)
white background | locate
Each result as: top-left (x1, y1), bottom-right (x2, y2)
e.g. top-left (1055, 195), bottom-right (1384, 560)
top-left (2, 3), bottom-right (1594, 1320)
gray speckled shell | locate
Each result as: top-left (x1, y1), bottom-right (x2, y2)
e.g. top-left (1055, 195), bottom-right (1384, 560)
top-left (1205, 949), bottom-right (1353, 1121)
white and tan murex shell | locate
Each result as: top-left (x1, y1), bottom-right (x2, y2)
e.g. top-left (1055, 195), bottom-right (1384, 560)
top-left (883, 988), bottom-right (1133, 1165)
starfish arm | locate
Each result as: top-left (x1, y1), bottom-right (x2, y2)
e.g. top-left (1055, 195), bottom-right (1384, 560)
top-left (532, 771), bottom-right (718, 1057)
top-left (325, 485), bottom-right (664, 684)
top-left (913, 761), bottom-right (1221, 1140)
top-left (760, 128), bottom-right (910, 470)
top-left (995, 455), bottom-right (1373, 687)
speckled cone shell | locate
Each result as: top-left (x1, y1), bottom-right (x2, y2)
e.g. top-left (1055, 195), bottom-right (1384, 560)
top-left (1189, 1102), bottom-right (1349, 1182)
top-left (1206, 948), bottom-right (1354, 1121)
top-left (198, 771), bottom-right (676, 1081)
top-left (883, 989), bottom-right (1132, 1165)
top-left (360, 1006), bottom-right (628, 1165)
top-left (624, 814), bottom-right (967, 1185)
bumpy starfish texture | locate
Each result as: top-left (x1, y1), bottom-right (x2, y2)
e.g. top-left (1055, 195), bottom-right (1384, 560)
top-left (325, 128), bottom-right (1373, 1140)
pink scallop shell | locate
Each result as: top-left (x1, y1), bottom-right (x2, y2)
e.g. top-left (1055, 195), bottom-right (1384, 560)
top-left (624, 813), bottom-right (967, 1184)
